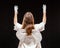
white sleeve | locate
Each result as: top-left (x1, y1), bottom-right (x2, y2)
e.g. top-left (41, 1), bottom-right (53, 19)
top-left (16, 30), bottom-right (25, 41)
top-left (34, 22), bottom-right (45, 31)
top-left (14, 23), bottom-right (22, 31)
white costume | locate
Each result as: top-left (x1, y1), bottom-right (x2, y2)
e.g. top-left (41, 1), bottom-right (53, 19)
top-left (14, 22), bottom-right (45, 48)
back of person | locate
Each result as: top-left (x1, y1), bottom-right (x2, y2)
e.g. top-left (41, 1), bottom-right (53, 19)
top-left (15, 26), bottom-right (43, 48)
top-left (14, 4), bottom-right (46, 48)
top-left (21, 35), bottom-right (37, 48)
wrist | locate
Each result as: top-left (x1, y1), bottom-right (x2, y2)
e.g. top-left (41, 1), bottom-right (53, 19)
top-left (15, 12), bottom-right (18, 15)
top-left (43, 12), bottom-right (46, 14)
top-left (43, 11), bottom-right (46, 13)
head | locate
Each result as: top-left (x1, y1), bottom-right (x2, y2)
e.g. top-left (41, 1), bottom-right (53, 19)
top-left (22, 12), bottom-right (34, 36)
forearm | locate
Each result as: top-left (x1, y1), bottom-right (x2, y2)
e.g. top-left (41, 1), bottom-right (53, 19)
top-left (42, 12), bottom-right (46, 24)
top-left (14, 12), bottom-right (18, 25)
top-left (14, 5), bottom-right (18, 25)
top-left (42, 4), bottom-right (46, 24)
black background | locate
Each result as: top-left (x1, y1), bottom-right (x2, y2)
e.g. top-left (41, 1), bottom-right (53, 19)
top-left (0, 0), bottom-right (60, 48)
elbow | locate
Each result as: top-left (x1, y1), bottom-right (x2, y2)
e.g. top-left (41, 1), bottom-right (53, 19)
top-left (42, 20), bottom-right (46, 25)
top-left (14, 19), bottom-right (17, 25)
top-left (14, 21), bottom-right (17, 25)
top-left (44, 21), bottom-right (46, 25)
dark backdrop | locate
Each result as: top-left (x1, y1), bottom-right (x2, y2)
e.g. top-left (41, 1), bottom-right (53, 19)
top-left (0, 0), bottom-right (60, 48)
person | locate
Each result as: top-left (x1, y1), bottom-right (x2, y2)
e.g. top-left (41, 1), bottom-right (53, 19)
top-left (14, 4), bottom-right (46, 48)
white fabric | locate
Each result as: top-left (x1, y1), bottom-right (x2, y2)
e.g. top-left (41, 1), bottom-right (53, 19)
top-left (22, 43), bottom-right (37, 48)
top-left (14, 23), bottom-right (22, 31)
top-left (14, 22), bottom-right (45, 48)
top-left (34, 22), bottom-right (45, 31)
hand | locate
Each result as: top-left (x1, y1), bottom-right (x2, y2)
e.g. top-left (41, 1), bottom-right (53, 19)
top-left (43, 4), bottom-right (46, 13)
top-left (14, 5), bottom-right (18, 13)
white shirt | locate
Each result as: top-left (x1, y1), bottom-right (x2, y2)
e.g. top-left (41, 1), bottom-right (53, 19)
top-left (14, 22), bottom-right (45, 48)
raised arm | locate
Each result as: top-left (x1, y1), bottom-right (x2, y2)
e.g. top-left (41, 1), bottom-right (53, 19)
top-left (42, 4), bottom-right (46, 24)
top-left (14, 5), bottom-right (18, 25)
top-left (34, 4), bottom-right (46, 31)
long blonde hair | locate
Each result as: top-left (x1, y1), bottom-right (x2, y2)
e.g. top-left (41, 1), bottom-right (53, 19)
top-left (22, 12), bottom-right (34, 36)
